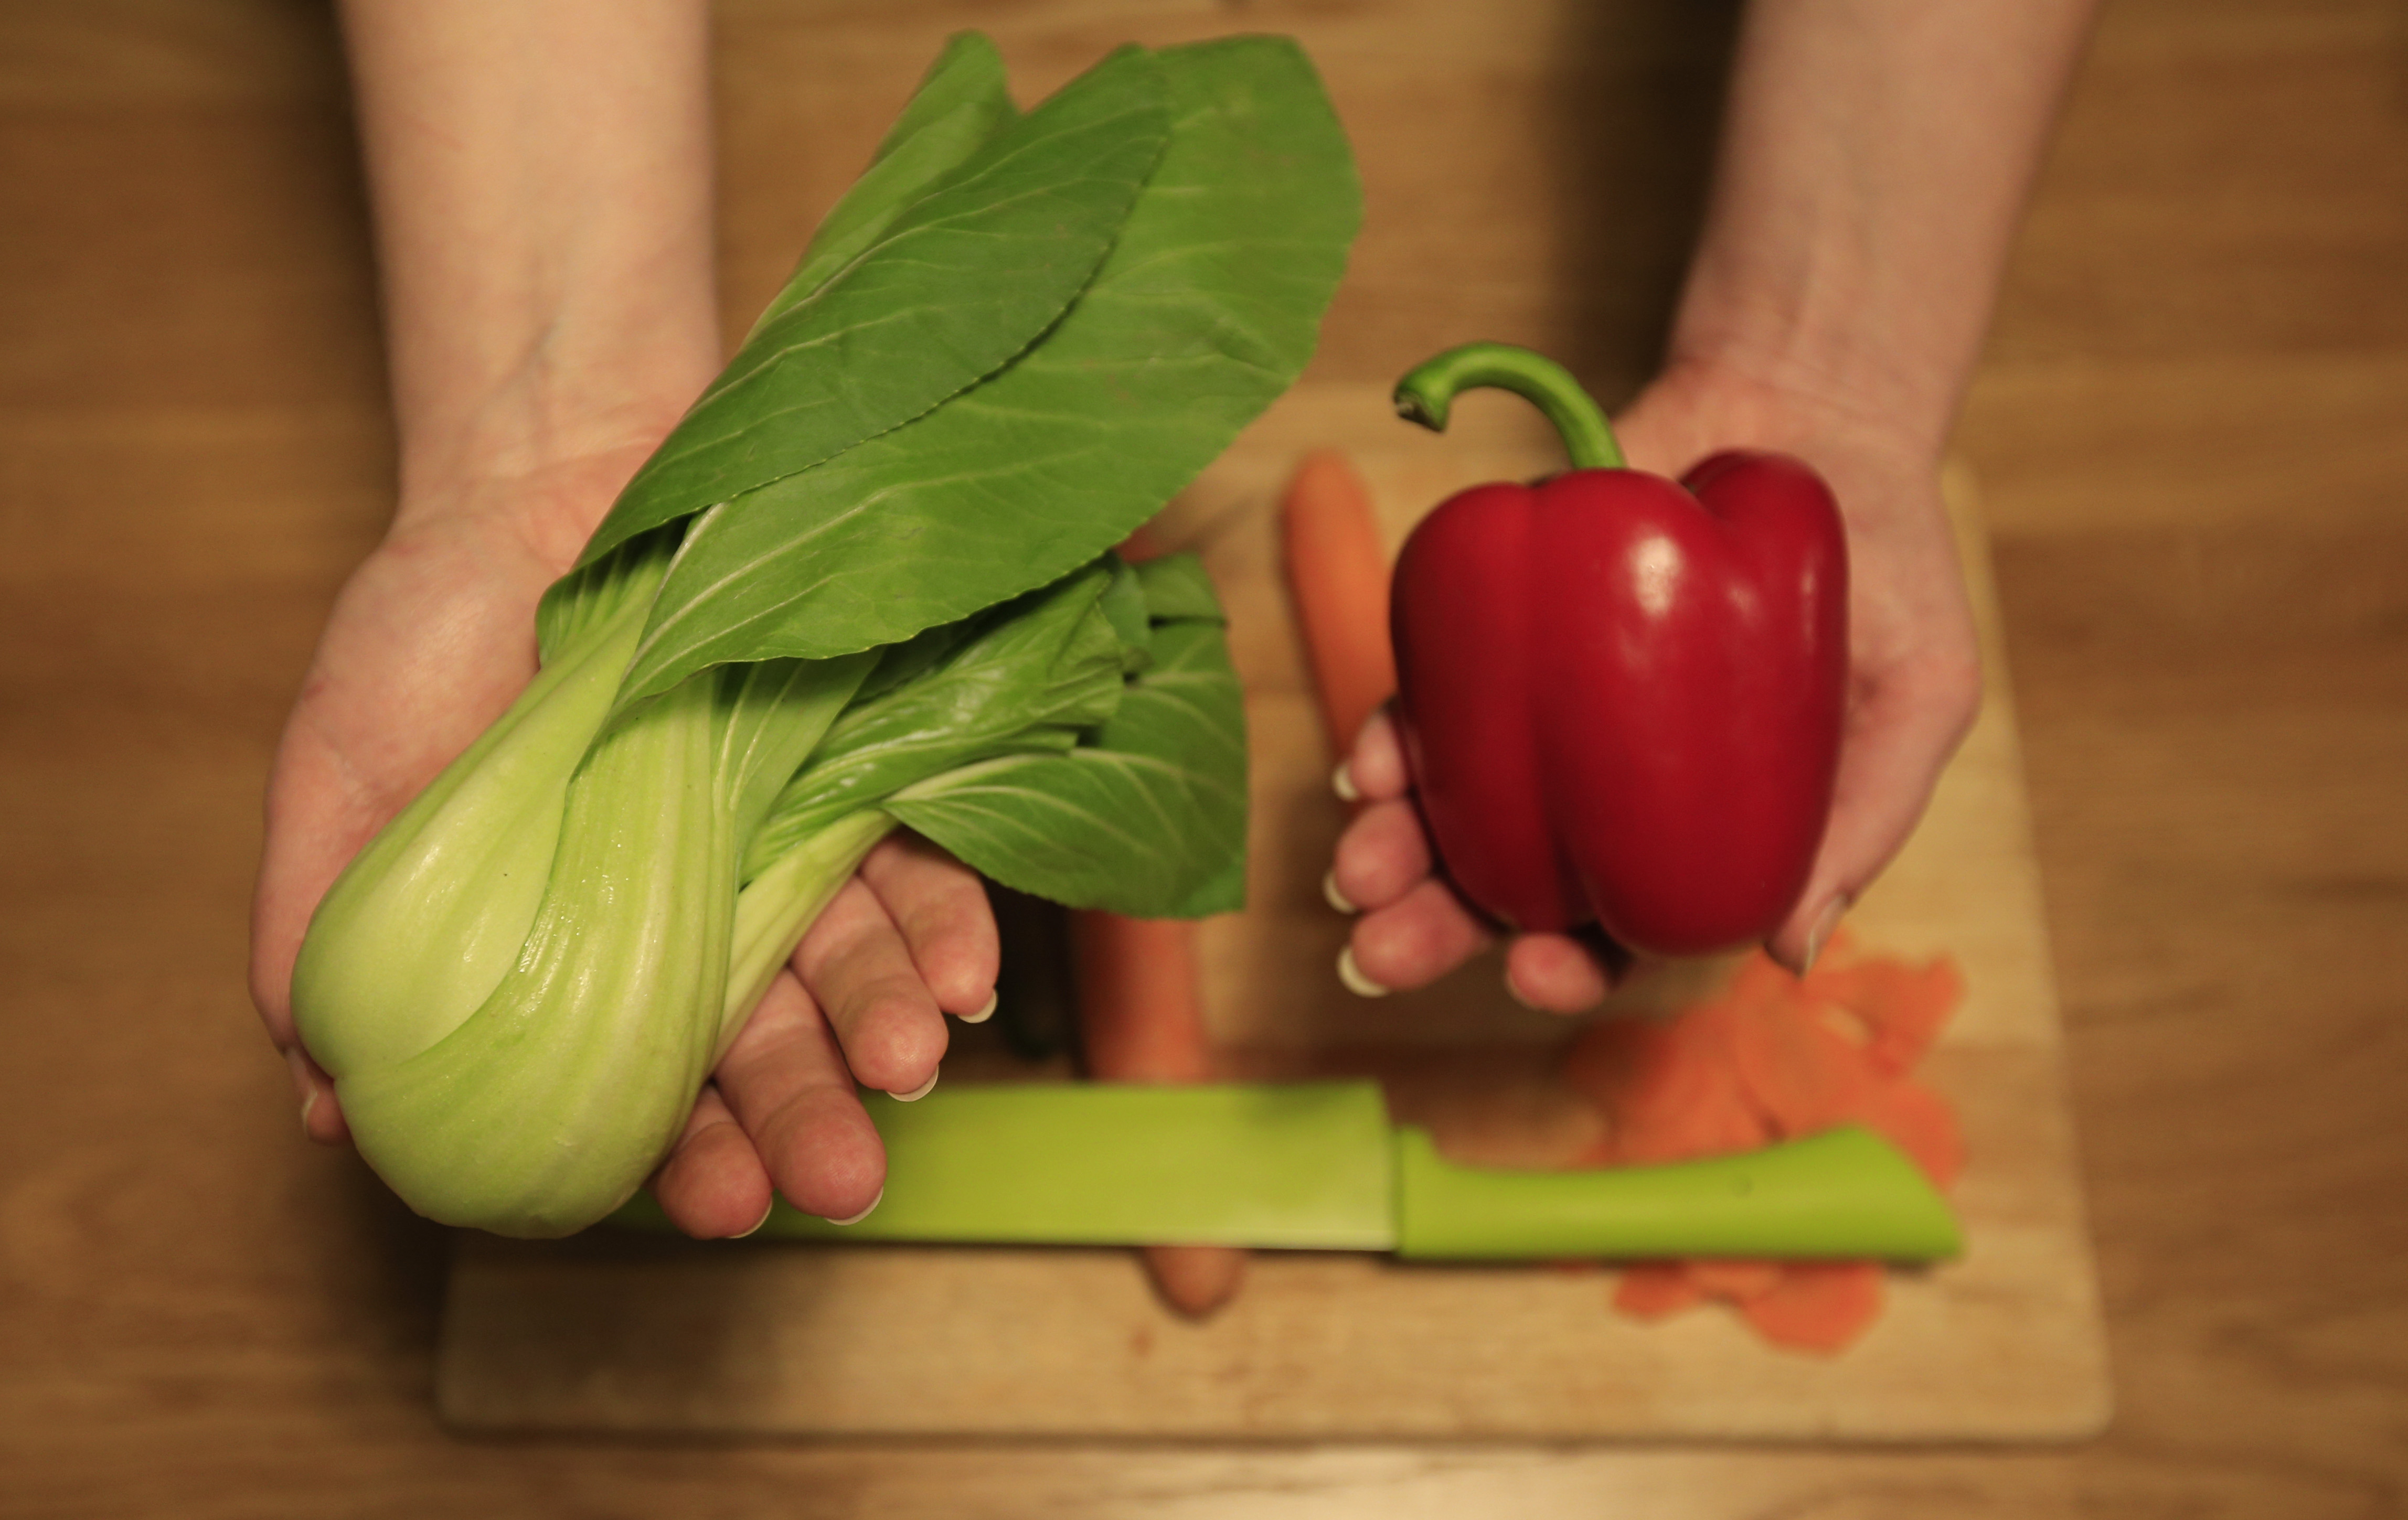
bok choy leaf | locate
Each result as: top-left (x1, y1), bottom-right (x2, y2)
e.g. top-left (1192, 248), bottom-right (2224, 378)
top-left (615, 36), bottom-right (1361, 702)
top-left (570, 45), bottom-right (1170, 572)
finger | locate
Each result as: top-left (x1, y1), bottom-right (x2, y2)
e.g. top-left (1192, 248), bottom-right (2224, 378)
top-left (286, 1046), bottom-right (351, 1146)
top-left (1343, 877), bottom-right (1496, 994)
top-left (250, 731), bottom-right (395, 1045)
top-left (1503, 933), bottom-right (1618, 1014)
top-left (1770, 648), bottom-right (1982, 971)
top-left (713, 969), bottom-right (888, 1223)
top-left (857, 833), bottom-right (998, 1019)
top-left (1328, 797), bottom-right (1434, 913)
top-left (650, 1083), bottom-right (775, 1239)
top-left (791, 875), bottom-right (950, 1098)
top-left (1339, 706), bottom-right (1410, 802)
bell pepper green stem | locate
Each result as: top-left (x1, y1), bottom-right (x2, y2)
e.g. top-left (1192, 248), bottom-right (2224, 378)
top-left (1392, 341), bottom-right (1626, 470)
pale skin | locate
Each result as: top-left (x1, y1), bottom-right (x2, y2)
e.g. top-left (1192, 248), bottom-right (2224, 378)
top-left (251, 0), bottom-right (2097, 1237)
top-left (250, 0), bottom-right (982, 1239)
top-left (1332, 0), bottom-right (2100, 1011)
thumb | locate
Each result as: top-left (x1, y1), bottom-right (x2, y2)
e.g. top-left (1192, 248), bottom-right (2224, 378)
top-left (1768, 646), bottom-right (1981, 971)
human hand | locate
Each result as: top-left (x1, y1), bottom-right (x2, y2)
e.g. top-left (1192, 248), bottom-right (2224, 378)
top-left (249, 453), bottom-right (997, 1238)
top-left (1326, 356), bottom-right (1983, 1013)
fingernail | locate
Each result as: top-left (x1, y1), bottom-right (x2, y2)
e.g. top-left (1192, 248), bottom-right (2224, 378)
top-left (1322, 869), bottom-right (1357, 914)
top-left (736, 1198), bottom-right (776, 1239)
top-left (1503, 972), bottom-right (1537, 1011)
top-left (960, 990), bottom-right (998, 1025)
top-left (828, 1188), bottom-right (883, 1227)
top-left (1336, 945), bottom-right (1387, 998)
top-left (891, 1066), bottom-right (940, 1102)
top-left (1804, 896), bottom-right (1848, 971)
top-left (1332, 761), bottom-right (1360, 802)
top-left (285, 1047), bottom-right (319, 1132)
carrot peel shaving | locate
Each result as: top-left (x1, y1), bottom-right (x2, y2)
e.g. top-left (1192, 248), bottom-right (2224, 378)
top-left (1567, 931), bottom-right (1966, 1353)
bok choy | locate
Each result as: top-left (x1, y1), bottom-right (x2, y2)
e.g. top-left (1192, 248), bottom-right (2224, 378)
top-left (288, 34), bottom-right (1359, 1237)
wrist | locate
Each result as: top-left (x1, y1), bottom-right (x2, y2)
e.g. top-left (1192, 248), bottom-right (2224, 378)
top-left (394, 346), bottom-right (710, 506)
top-left (385, 421), bottom-right (688, 583)
top-left (384, 291), bottom-right (718, 566)
top-left (1624, 348), bottom-right (1947, 484)
top-left (343, 0), bottom-right (721, 549)
top-left (1658, 300), bottom-right (1961, 466)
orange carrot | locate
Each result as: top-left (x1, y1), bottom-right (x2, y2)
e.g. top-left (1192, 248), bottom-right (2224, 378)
top-left (1070, 909), bottom-right (1246, 1318)
top-left (1135, 1242), bottom-right (1246, 1318)
top-left (1562, 939), bottom-right (1969, 1353)
top-left (1564, 1009), bottom-right (1766, 1166)
top-left (1613, 1262), bottom-right (1707, 1319)
top-left (1279, 450), bottom-right (1398, 755)
top-left (1807, 954), bottom-right (1964, 1078)
top-left (1860, 1080), bottom-right (1967, 1187)
top-left (1085, 524), bottom-right (1249, 1318)
top-left (1738, 1262), bottom-right (1887, 1353)
top-left (1729, 991), bottom-right (1882, 1138)
top-left (1686, 1259), bottom-right (1785, 1302)
top-left (1071, 912), bottom-right (1214, 1084)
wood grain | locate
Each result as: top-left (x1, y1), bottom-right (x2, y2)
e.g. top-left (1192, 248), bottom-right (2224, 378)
top-left (435, 452), bottom-right (2111, 1442)
top-left (4, 0), bottom-right (2405, 1514)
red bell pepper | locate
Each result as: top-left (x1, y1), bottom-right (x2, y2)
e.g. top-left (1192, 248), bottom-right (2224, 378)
top-left (1387, 343), bottom-right (1847, 957)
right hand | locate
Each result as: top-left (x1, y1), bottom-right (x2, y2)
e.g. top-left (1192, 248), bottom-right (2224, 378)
top-left (1325, 355), bottom-right (1983, 1014)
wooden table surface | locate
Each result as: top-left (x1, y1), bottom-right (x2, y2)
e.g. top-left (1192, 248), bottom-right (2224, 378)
top-left (4, 2), bottom-right (2404, 1515)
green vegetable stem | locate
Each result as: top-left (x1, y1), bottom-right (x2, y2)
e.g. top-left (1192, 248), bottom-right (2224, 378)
top-left (289, 35), bottom-right (1361, 1238)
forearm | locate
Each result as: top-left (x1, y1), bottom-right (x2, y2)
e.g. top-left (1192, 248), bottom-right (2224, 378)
top-left (338, 0), bottom-right (720, 537)
top-left (1670, 0), bottom-right (2097, 453)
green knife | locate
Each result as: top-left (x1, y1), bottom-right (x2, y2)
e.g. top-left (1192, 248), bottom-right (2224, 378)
top-left (610, 1080), bottom-right (1961, 1261)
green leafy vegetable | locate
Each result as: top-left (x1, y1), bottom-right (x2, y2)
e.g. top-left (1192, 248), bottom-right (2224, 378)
top-left (289, 33), bottom-right (1357, 1239)
top-left (616, 36), bottom-right (1361, 702)
top-left (723, 553), bottom-right (1247, 1023)
top-left (570, 44), bottom-right (1169, 571)
top-left (299, 536), bottom-right (880, 1235)
top-left (890, 603), bottom-right (1250, 919)
top-left (762, 31), bottom-right (1019, 326)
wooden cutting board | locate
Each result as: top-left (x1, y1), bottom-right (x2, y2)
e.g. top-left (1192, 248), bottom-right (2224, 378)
top-left (435, 387), bottom-right (2111, 1441)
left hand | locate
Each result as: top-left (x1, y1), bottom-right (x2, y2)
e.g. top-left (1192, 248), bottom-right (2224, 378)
top-left (1327, 355), bottom-right (1983, 1012)
top-left (250, 449), bottom-right (999, 1239)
